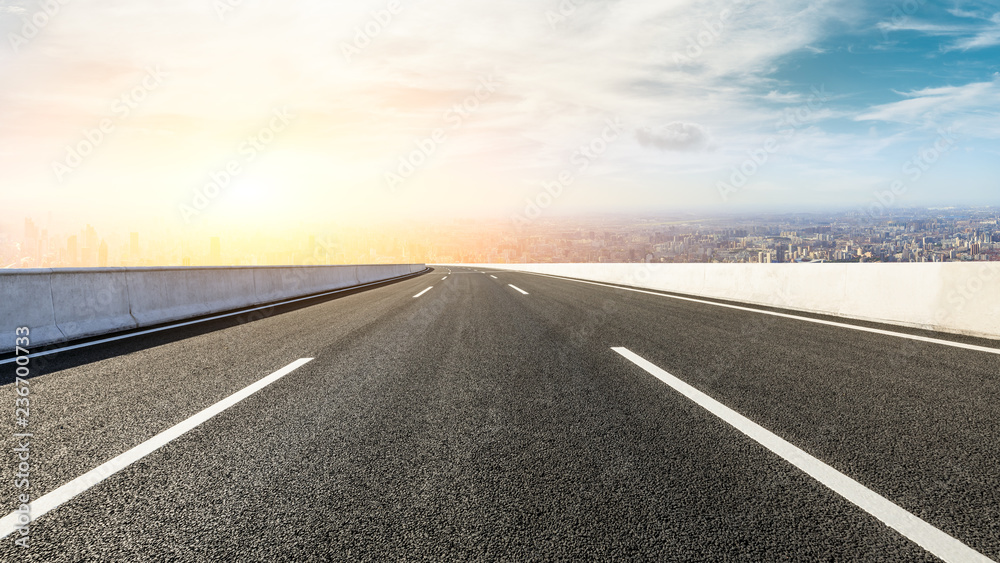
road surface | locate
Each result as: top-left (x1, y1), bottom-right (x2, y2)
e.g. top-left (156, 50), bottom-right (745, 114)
top-left (1, 266), bottom-right (998, 561)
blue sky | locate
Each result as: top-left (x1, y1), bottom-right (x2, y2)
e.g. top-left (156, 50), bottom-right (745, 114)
top-left (775, 1), bottom-right (1000, 135)
top-left (620, 0), bottom-right (1000, 212)
top-left (0, 0), bottom-right (998, 229)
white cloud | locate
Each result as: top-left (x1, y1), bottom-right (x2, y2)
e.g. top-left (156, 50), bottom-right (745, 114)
top-left (636, 122), bottom-right (712, 152)
top-left (855, 78), bottom-right (1000, 142)
top-left (880, 10), bottom-right (1000, 51)
top-left (0, 0), bottom-right (892, 215)
top-left (949, 28), bottom-right (1000, 50)
top-left (856, 79), bottom-right (999, 124)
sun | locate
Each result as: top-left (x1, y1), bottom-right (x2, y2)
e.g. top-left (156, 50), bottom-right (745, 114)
top-left (226, 178), bottom-right (275, 214)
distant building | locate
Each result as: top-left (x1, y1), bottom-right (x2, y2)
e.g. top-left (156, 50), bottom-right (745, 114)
top-left (66, 235), bottom-right (78, 266)
top-left (85, 224), bottom-right (98, 251)
top-left (23, 218), bottom-right (37, 242)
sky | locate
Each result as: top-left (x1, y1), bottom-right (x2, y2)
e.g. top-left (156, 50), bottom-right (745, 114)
top-left (1, 0), bottom-right (998, 233)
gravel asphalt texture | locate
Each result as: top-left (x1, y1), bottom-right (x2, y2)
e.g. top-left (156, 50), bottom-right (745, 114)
top-left (1, 266), bottom-right (997, 561)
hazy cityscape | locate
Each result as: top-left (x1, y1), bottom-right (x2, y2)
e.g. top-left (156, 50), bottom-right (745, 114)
top-left (4, 207), bottom-right (999, 269)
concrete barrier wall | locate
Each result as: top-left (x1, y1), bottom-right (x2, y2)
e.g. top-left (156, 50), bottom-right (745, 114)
top-left (356, 264), bottom-right (412, 284)
top-left (454, 263), bottom-right (1000, 340)
top-left (252, 266), bottom-right (360, 304)
top-left (126, 268), bottom-right (259, 327)
top-left (0, 269), bottom-right (61, 351)
top-left (0, 264), bottom-right (425, 353)
top-left (51, 269), bottom-right (134, 342)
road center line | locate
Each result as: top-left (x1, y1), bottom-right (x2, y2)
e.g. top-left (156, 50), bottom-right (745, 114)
top-left (611, 347), bottom-right (991, 563)
top-left (508, 284), bottom-right (529, 295)
top-left (0, 357), bottom-right (314, 540)
top-left (413, 286), bottom-right (433, 298)
top-left (509, 270), bottom-right (1000, 356)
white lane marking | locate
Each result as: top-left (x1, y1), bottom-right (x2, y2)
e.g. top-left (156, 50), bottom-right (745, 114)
top-left (413, 286), bottom-right (433, 298)
top-left (0, 269), bottom-right (431, 366)
top-left (0, 358), bottom-right (314, 540)
top-left (611, 347), bottom-right (992, 563)
top-left (512, 270), bottom-right (1000, 356)
top-left (490, 275), bottom-right (497, 279)
top-left (442, 276), bottom-right (448, 280)
top-left (508, 284), bottom-right (529, 295)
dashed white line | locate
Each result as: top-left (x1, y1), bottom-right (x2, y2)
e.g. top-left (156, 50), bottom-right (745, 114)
top-left (508, 284), bottom-right (529, 295)
top-left (442, 276), bottom-right (448, 280)
top-left (0, 358), bottom-right (314, 540)
top-left (611, 347), bottom-right (991, 563)
top-left (413, 286), bottom-right (434, 298)
top-left (490, 275), bottom-right (497, 279)
top-left (509, 270), bottom-right (1000, 356)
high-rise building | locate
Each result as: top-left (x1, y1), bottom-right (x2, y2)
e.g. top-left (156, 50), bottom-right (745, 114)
top-left (85, 224), bottom-right (99, 251)
top-left (23, 218), bottom-right (38, 242)
top-left (98, 240), bottom-right (108, 267)
top-left (66, 235), bottom-right (78, 266)
top-left (80, 244), bottom-right (96, 267)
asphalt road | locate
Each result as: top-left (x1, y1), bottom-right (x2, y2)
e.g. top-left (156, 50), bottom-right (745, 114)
top-left (1, 266), bottom-right (998, 561)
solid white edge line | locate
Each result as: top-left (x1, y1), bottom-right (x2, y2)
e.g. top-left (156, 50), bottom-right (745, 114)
top-left (0, 269), bottom-right (431, 366)
top-left (508, 284), bottom-right (529, 295)
top-left (611, 347), bottom-right (992, 563)
top-left (510, 269), bottom-right (1000, 356)
top-left (0, 357), bottom-right (314, 540)
top-left (413, 286), bottom-right (433, 298)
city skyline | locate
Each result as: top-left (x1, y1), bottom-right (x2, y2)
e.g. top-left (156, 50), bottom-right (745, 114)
top-left (6, 206), bottom-right (998, 269)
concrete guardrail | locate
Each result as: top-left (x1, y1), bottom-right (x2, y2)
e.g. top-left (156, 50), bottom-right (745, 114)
top-left (452, 263), bottom-right (1000, 341)
top-left (0, 264), bottom-right (426, 353)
